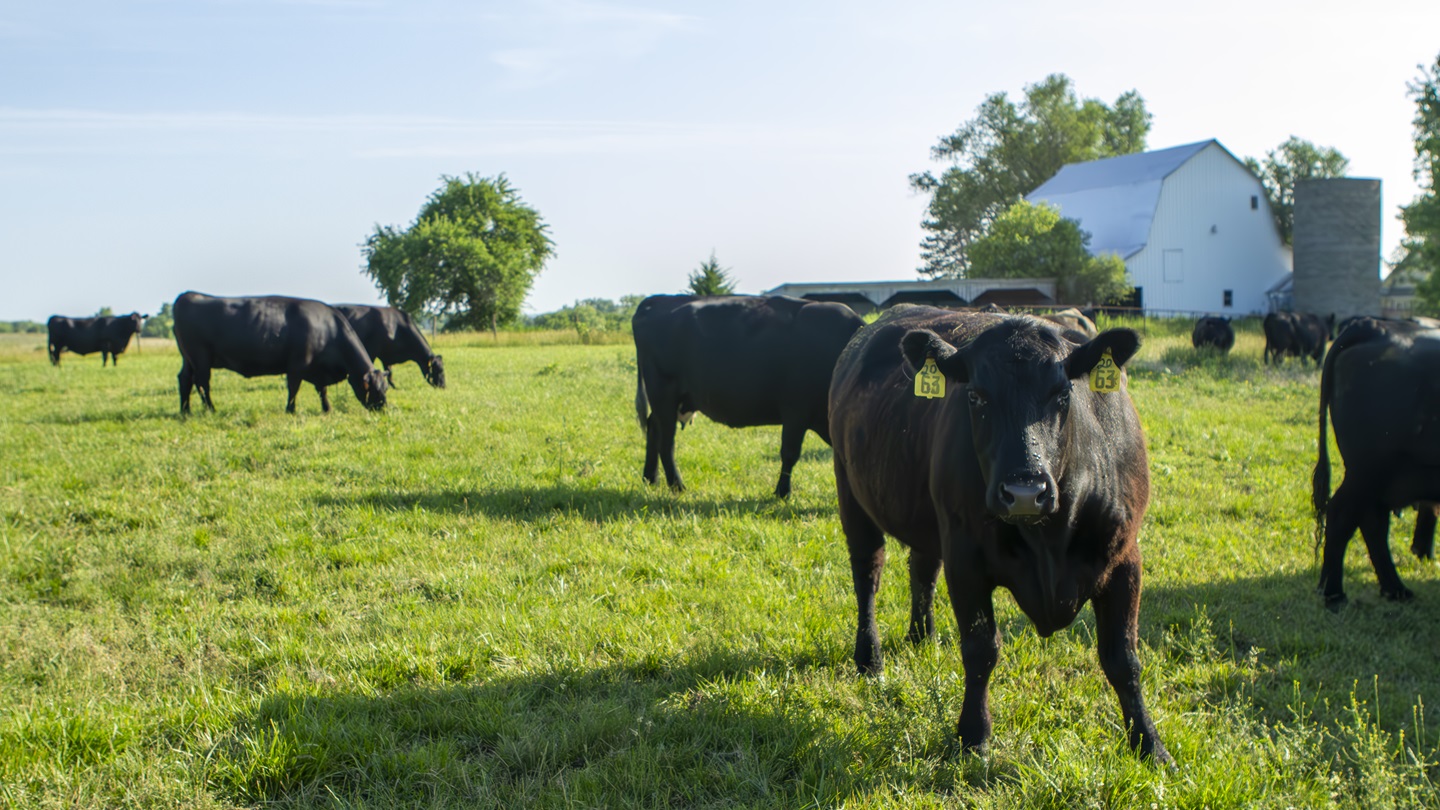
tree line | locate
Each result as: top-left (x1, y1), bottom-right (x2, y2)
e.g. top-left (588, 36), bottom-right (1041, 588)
top-left (354, 52), bottom-right (1440, 326)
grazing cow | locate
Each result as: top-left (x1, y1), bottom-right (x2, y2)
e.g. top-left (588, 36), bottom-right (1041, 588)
top-left (1265, 311), bottom-right (1330, 365)
top-left (1042, 307), bottom-right (1098, 341)
top-left (1191, 316), bottom-right (1235, 352)
top-left (173, 292), bottom-right (387, 415)
top-left (47, 312), bottom-right (147, 366)
top-left (1313, 316), bottom-right (1440, 606)
top-left (333, 304), bottom-right (445, 389)
top-left (829, 306), bottom-right (1169, 762)
top-left (632, 294), bottom-right (864, 498)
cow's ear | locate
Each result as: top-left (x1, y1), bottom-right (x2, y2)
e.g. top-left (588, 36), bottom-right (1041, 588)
top-left (901, 329), bottom-right (968, 382)
top-left (1065, 328), bottom-right (1140, 378)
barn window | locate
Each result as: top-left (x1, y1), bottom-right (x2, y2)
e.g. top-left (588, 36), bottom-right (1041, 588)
top-left (1251, 195), bottom-right (1259, 210)
top-left (1223, 289), bottom-right (1233, 307)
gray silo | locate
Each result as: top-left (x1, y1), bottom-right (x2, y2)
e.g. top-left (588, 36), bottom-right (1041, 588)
top-left (1292, 178), bottom-right (1381, 321)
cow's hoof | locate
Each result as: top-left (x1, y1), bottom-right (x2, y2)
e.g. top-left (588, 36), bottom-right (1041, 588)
top-left (668, 482), bottom-right (686, 494)
top-left (774, 484), bottom-right (791, 499)
top-left (1322, 592), bottom-right (1348, 612)
top-left (1382, 585), bottom-right (1415, 602)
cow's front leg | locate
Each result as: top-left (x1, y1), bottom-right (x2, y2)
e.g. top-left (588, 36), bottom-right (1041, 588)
top-left (316, 385), bottom-right (332, 413)
top-left (907, 550), bottom-right (941, 644)
top-left (838, 463), bottom-right (886, 674)
top-left (1092, 561), bottom-right (1171, 764)
top-left (285, 374), bottom-right (304, 414)
top-left (950, 584), bottom-right (999, 751)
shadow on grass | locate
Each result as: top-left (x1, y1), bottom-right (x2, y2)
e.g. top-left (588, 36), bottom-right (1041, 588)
top-left (28, 407), bottom-right (177, 425)
top-left (206, 647), bottom-right (891, 807)
top-left (1141, 564), bottom-right (1440, 730)
top-left (314, 482), bottom-right (838, 523)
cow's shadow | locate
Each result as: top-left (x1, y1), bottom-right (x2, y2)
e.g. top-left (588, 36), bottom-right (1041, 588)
top-left (314, 482), bottom-right (838, 523)
top-left (1138, 563), bottom-right (1440, 729)
top-left (209, 648), bottom-right (866, 806)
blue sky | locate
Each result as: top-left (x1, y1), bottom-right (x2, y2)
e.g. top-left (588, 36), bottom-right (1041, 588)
top-left (2, 0), bottom-right (1436, 320)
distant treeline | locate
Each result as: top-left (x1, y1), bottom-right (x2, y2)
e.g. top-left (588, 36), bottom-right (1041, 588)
top-left (0, 321), bottom-right (45, 334)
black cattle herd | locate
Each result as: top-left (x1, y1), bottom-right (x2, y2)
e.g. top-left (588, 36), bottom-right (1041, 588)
top-left (40, 291), bottom-right (1440, 764)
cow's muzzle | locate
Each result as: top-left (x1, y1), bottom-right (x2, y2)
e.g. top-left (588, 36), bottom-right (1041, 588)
top-left (997, 474), bottom-right (1056, 521)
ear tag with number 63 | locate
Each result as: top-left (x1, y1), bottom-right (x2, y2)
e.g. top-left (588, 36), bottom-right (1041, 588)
top-left (1089, 347), bottom-right (1120, 393)
top-left (915, 357), bottom-right (945, 399)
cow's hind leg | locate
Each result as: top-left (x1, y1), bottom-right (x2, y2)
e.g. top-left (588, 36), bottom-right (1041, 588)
top-left (194, 365), bottom-right (216, 412)
top-left (643, 415), bottom-right (662, 485)
top-left (178, 364), bottom-right (195, 415)
top-left (285, 374), bottom-right (304, 414)
top-left (837, 462), bottom-right (886, 675)
top-left (383, 363), bottom-right (397, 390)
top-left (774, 421), bottom-right (806, 498)
top-left (1319, 481), bottom-right (1364, 607)
top-left (652, 395), bottom-right (685, 492)
top-left (1092, 561), bottom-right (1171, 763)
top-left (1357, 503), bottom-right (1411, 601)
top-left (907, 550), bottom-right (941, 644)
top-left (1412, 503), bottom-right (1436, 560)
top-left (316, 384), bottom-right (332, 413)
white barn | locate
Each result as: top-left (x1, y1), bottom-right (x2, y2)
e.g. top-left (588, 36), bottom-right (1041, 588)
top-left (1026, 139), bottom-right (1291, 315)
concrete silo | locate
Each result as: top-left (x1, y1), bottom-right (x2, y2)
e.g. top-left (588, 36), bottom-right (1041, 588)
top-left (1292, 178), bottom-right (1381, 321)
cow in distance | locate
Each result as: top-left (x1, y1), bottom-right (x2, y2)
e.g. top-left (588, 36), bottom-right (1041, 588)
top-left (173, 292), bottom-right (387, 415)
top-left (333, 304), bottom-right (445, 389)
top-left (1313, 316), bottom-right (1440, 606)
top-left (47, 312), bottom-right (148, 366)
top-left (1191, 316), bottom-right (1235, 352)
top-left (828, 306), bottom-right (1170, 762)
top-left (632, 294), bottom-right (864, 498)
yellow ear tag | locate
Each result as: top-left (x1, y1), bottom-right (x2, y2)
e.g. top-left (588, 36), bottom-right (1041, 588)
top-left (915, 357), bottom-right (945, 399)
top-left (1089, 348), bottom-right (1121, 393)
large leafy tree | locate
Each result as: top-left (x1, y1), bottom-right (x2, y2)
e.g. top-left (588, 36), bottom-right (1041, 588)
top-left (968, 201), bottom-right (1132, 306)
top-left (1404, 53), bottom-right (1440, 315)
top-left (363, 173), bottom-right (554, 335)
top-left (910, 74), bottom-right (1151, 278)
top-left (1242, 137), bottom-right (1350, 246)
top-left (686, 252), bottom-right (737, 296)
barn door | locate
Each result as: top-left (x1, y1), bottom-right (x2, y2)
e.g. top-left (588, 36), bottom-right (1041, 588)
top-left (1163, 249), bottom-right (1184, 283)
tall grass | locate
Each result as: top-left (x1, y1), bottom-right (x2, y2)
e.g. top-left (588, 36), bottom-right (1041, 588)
top-left (0, 321), bottom-right (1436, 808)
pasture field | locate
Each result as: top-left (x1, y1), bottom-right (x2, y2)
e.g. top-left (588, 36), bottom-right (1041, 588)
top-left (1, 319), bottom-right (1438, 808)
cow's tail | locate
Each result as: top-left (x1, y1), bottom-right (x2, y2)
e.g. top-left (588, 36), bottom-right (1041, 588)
top-left (1312, 321), bottom-right (1357, 553)
top-left (634, 354), bottom-right (649, 433)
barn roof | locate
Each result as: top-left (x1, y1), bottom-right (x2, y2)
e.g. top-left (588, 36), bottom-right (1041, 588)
top-left (1025, 139), bottom-right (1217, 260)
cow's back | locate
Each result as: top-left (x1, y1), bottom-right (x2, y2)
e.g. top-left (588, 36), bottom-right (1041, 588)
top-left (673, 297), bottom-right (859, 428)
top-left (1330, 324), bottom-right (1440, 479)
top-left (175, 292), bottom-right (352, 379)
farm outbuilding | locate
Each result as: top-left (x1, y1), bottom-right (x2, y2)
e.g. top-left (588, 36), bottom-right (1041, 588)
top-left (1026, 139), bottom-right (1292, 315)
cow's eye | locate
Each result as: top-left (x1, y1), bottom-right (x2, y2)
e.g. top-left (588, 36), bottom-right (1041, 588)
top-left (1054, 385), bottom-right (1071, 408)
top-left (967, 389), bottom-right (987, 407)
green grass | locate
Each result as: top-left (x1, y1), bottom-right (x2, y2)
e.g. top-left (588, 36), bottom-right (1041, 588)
top-left (1, 322), bottom-right (1437, 808)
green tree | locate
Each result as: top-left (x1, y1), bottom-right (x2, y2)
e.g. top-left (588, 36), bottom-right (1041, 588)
top-left (1242, 136), bottom-right (1349, 246)
top-left (362, 173), bottom-right (554, 336)
top-left (910, 74), bottom-right (1151, 278)
top-left (967, 201), bottom-right (1133, 305)
top-left (94, 306), bottom-right (114, 317)
top-left (141, 302), bottom-right (174, 338)
top-left (686, 252), bottom-right (737, 296)
top-left (1405, 53), bottom-right (1440, 315)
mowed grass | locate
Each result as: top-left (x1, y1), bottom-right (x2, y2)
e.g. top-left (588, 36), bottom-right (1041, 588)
top-left (1, 320), bottom-right (1437, 809)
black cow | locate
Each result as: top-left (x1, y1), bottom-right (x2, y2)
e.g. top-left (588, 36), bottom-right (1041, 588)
top-left (333, 304), bottom-right (445, 389)
top-left (1264, 311), bottom-right (1331, 365)
top-left (1191, 316), bottom-right (1234, 352)
top-left (829, 306), bottom-right (1169, 762)
top-left (173, 292), bottom-right (387, 415)
top-left (1313, 316), bottom-right (1440, 606)
top-left (632, 294), bottom-right (864, 498)
top-left (47, 312), bottom-right (148, 366)
top-left (1042, 307), bottom-right (1098, 341)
